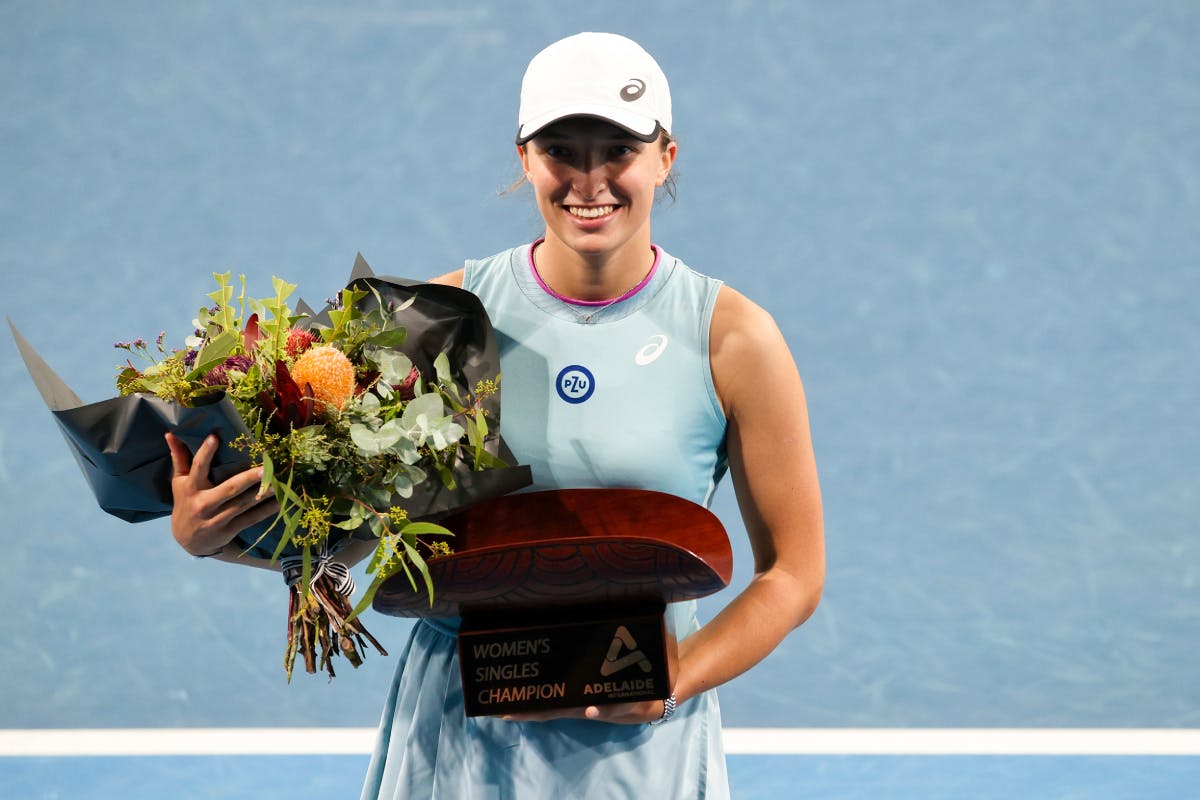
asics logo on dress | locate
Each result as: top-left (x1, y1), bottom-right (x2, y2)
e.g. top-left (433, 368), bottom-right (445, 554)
top-left (634, 334), bottom-right (668, 366)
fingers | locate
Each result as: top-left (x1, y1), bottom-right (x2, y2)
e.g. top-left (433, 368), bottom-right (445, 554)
top-left (580, 701), bottom-right (661, 725)
top-left (207, 482), bottom-right (274, 527)
top-left (167, 431), bottom-right (267, 520)
top-left (188, 434), bottom-right (220, 490)
top-left (185, 487), bottom-right (278, 555)
top-left (165, 432), bottom-right (192, 478)
top-left (207, 464), bottom-right (267, 507)
top-left (500, 710), bottom-right (577, 723)
top-left (185, 435), bottom-right (264, 504)
top-left (225, 492), bottom-right (281, 534)
top-left (498, 701), bottom-right (660, 725)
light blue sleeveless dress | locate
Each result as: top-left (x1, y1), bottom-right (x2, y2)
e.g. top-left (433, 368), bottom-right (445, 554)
top-left (361, 242), bottom-right (731, 800)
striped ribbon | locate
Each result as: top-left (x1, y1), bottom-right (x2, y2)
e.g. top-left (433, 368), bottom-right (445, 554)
top-left (279, 545), bottom-right (355, 595)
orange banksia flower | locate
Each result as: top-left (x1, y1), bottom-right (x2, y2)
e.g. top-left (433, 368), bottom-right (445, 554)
top-left (290, 345), bottom-right (355, 411)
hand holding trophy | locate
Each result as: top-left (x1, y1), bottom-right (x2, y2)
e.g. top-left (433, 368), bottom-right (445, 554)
top-left (374, 488), bottom-right (733, 717)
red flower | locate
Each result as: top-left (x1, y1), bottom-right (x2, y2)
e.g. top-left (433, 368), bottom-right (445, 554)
top-left (243, 313), bottom-right (264, 353)
top-left (286, 329), bottom-right (320, 359)
top-left (356, 369), bottom-right (380, 396)
top-left (258, 360), bottom-right (316, 433)
top-left (395, 365), bottom-right (420, 401)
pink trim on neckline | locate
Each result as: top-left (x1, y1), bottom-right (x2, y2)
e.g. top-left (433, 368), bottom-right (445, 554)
top-left (528, 239), bottom-right (661, 307)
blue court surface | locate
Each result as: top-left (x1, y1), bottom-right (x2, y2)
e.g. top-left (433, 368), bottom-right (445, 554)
top-left (3, 754), bottom-right (1199, 800)
top-left (2, 1), bottom-right (1197, 798)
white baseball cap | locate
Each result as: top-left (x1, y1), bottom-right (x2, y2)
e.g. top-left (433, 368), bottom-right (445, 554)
top-left (516, 32), bottom-right (672, 144)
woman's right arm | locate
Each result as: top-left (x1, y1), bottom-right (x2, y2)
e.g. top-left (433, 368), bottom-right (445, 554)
top-left (429, 269), bottom-right (464, 287)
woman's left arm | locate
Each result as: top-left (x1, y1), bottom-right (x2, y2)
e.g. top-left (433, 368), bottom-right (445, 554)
top-left (509, 285), bottom-right (824, 725)
top-left (669, 284), bottom-right (825, 706)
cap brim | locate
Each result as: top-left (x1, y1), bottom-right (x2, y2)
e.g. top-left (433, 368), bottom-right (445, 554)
top-left (516, 104), bottom-right (662, 144)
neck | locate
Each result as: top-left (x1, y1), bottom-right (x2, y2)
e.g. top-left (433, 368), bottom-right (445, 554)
top-left (532, 232), bottom-right (656, 302)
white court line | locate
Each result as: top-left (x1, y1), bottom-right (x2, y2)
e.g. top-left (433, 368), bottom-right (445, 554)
top-left (721, 728), bottom-right (1200, 756)
top-left (1, 728), bottom-right (1199, 757)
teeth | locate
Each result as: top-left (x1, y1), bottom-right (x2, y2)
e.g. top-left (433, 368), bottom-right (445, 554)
top-left (568, 205), bottom-right (615, 219)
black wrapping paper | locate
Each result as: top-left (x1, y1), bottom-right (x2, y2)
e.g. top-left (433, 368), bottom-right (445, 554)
top-left (10, 255), bottom-right (531, 560)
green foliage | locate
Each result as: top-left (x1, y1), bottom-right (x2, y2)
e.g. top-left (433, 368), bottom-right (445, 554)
top-left (115, 272), bottom-right (506, 611)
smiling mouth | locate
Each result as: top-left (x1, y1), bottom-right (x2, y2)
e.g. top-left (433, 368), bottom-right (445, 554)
top-left (566, 205), bottom-right (617, 219)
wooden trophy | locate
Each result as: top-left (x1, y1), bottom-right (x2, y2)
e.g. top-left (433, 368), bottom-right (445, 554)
top-left (373, 488), bottom-right (733, 717)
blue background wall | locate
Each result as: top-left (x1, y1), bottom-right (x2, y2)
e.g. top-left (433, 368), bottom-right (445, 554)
top-left (2, 0), bottom-right (1197, 732)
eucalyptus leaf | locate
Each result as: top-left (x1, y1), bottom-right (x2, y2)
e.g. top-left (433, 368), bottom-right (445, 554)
top-left (404, 464), bottom-right (427, 487)
top-left (365, 328), bottom-right (408, 349)
top-left (472, 448), bottom-right (509, 470)
top-left (357, 391), bottom-right (381, 416)
top-left (395, 437), bottom-right (421, 465)
top-left (435, 462), bottom-right (457, 490)
top-left (433, 352), bottom-right (452, 385)
top-left (260, 450), bottom-right (275, 496)
top-left (465, 412), bottom-right (481, 450)
top-left (367, 485), bottom-right (394, 508)
top-left (428, 420), bottom-right (465, 451)
top-left (404, 541), bottom-right (435, 603)
top-left (373, 351), bottom-right (413, 385)
top-left (400, 521), bottom-right (453, 539)
top-left (350, 419), bottom-right (404, 456)
top-left (400, 393), bottom-right (443, 429)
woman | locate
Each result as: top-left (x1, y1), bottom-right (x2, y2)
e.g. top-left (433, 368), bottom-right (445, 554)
top-left (167, 32), bottom-right (823, 799)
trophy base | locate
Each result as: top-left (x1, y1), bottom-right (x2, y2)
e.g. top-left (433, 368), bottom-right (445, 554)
top-left (458, 599), bottom-right (676, 718)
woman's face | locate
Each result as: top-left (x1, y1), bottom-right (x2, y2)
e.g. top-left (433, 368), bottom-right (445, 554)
top-left (519, 117), bottom-right (676, 262)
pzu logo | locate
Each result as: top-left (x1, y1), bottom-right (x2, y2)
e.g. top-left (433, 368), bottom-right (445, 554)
top-left (555, 365), bottom-right (595, 404)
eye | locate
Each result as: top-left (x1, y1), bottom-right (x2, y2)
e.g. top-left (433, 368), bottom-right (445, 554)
top-left (543, 144), bottom-right (571, 159)
top-left (609, 144), bottom-right (636, 158)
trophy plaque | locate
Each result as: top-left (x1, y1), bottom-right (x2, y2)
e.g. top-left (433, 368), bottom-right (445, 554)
top-left (373, 488), bottom-right (733, 717)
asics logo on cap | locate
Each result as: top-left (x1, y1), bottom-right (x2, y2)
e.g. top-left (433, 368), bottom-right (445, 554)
top-left (620, 79), bottom-right (646, 102)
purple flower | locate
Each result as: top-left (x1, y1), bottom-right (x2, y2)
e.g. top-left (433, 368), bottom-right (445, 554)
top-left (201, 354), bottom-right (254, 387)
top-left (183, 349), bottom-right (198, 367)
top-left (224, 355), bottom-right (253, 373)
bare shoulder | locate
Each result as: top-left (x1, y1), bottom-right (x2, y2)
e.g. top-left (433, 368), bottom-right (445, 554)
top-left (710, 285), bottom-right (781, 348)
top-left (709, 285), bottom-right (800, 416)
top-left (429, 269), bottom-right (465, 288)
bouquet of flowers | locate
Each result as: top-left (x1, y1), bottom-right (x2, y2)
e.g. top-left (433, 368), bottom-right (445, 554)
top-left (11, 255), bottom-right (531, 680)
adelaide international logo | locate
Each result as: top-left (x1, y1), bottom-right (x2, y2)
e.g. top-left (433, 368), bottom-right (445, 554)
top-left (599, 626), bottom-right (653, 676)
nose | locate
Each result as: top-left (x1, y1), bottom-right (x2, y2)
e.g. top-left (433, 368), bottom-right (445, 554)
top-left (573, 153), bottom-right (607, 200)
